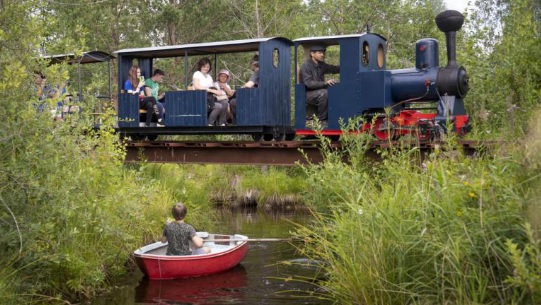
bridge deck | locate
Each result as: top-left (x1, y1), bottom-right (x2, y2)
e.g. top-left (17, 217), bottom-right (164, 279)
top-left (125, 140), bottom-right (488, 166)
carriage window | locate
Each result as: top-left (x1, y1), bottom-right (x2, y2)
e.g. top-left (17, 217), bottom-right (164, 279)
top-left (361, 41), bottom-right (370, 66)
top-left (272, 48), bottom-right (279, 68)
top-left (377, 44), bottom-right (385, 68)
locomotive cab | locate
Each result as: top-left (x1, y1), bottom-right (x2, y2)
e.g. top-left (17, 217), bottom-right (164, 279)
top-left (294, 33), bottom-right (390, 134)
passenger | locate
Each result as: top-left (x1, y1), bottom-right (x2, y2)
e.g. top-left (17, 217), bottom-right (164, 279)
top-left (124, 67), bottom-right (155, 127)
top-left (34, 72), bottom-right (56, 112)
top-left (241, 55), bottom-right (260, 89)
top-left (161, 202), bottom-right (211, 256)
top-left (229, 55), bottom-right (259, 125)
top-left (192, 57), bottom-right (227, 126)
top-left (124, 66), bottom-right (145, 96)
top-left (57, 81), bottom-right (74, 120)
top-left (34, 72), bottom-right (65, 118)
top-left (144, 69), bottom-right (165, 127)
top-left (126, 66), bottom-right (157, 126)
top-left (299, 45), bottom-right (340, 126)
top-left (214, 69), bottom-right (234, 99)
top-left (214, 69), bottom-right (235, 123)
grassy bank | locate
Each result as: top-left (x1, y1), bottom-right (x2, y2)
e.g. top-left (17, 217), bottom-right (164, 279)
top-left (0, 115), bottom-right (216, 303)
top-left (138, 163), bottom-right (307, 211)
top-left (293, 120), bottom-right (541, 304)
top-left (0, 137), bottom-right (309, 304)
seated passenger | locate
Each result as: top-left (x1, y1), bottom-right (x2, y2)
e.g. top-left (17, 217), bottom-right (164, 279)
top-left (57, 81), bottom-right (76, 120)
top-left (299, 45), bottom-right (340, 126)
top-left (125, 66), bottom-right (158, 127)
top-left (144, 69), bottom-right (166, 127)
top-left (229, 55), bottom-right (259, 125)
top-left (34, 72), bottom-right (57, 112)
top-left (192, 58), bottom-right (227, 126)
top-left (124, 66), bottom-right (145, 96)
top-left (214, 69), bottom-right (235, 123)
top-left (34, 72), bottom-right (68, 120)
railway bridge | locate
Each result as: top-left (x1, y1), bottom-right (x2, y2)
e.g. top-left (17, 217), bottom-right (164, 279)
top-left (124, 140), bottom-right (485, 166)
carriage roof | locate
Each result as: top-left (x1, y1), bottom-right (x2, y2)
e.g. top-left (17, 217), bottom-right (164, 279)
top-left (115, 37), bottom-right (293, 58)
top-left (44, 51), bottom-right (115, 65)
top-left (293, 33), bottom-right (386, 47)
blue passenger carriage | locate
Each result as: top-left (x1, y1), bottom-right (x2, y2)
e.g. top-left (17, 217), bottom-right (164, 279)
top-left (114, 37), bottom-right (295, 141)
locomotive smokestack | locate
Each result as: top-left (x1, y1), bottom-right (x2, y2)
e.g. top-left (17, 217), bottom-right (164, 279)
top-left (435, 10), bottom-right (464, 68)
top-left (434, 10), bottom-right (469, 98)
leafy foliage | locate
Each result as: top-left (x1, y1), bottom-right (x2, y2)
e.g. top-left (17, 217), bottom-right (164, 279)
top-left (0, 1), bottom-right (186, 302)
top-left (463, 0), bottom-right (541, 137)
top-left (295, 132), bottom-right (538, 304)
top-left (1, 0), bottom-right (540, 303)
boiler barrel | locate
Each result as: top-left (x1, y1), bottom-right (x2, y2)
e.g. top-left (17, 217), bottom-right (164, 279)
top-left (390, 68), bottom-right (440, 102)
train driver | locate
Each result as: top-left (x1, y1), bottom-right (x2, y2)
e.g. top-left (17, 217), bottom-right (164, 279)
top-left (299, 45), bottom-right (340, 126)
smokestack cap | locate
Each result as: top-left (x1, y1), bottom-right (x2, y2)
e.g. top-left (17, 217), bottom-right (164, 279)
top-left (435, 10), bottom-right (464, 33)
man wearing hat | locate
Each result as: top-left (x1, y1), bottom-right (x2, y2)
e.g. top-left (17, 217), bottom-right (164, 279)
top-left (299, 44), bottom-right (340, 125)
top-left (241, 54), bottom-right (260, 89)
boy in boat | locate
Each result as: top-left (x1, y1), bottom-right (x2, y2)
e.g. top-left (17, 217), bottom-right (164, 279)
top-left (161, 203), bottom-right (211, 255)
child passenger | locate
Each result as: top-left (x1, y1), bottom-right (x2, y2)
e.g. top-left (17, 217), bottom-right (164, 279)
top-left (214, 69), bottom-right (234, 100)
top-left (161, 202), bottom-right (211, 256)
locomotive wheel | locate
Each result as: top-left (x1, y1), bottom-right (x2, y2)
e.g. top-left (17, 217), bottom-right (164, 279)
top-left (285, 133), bottom-right (296, 141)
top-left (414, 121), bottom-right (433, 142)
top-left (251, 133), bottom-right (263, 141)
top-left (147, 135), bottom-right (158, 141)
top-left (131, 134), bottom-right (146, 141)
top-left (273, 133), bottom-right (286, 141)
top-left (263, 134), bottom-right (274, 141)
top-left (328, 135), bottom-right (340, 141)
top-left (373, 119), bottom-right (395, 141)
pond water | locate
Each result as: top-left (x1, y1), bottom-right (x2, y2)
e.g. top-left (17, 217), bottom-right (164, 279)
top-left (90, 207), bottom-right (332, 305)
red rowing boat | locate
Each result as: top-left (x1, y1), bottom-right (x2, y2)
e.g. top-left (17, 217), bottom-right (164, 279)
top-left (134, 233), bottom-right (249, 279)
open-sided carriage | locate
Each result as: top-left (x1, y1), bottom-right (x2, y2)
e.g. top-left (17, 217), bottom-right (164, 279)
top-left (43, 51), bottom-right (115, 121)
top-left (115, 37), bottom-right (296, 141)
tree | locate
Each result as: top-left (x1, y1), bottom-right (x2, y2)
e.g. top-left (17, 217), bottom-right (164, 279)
top-left (463, 0), bottom-right (541, 135)
top-left (0, 1), bottom-right (172, 302)
top-left (300, 0), bottom-right (448, 68)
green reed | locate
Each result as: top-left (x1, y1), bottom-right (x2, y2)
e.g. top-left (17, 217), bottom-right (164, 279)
top-left (294, 118), bottom-right (540, 304)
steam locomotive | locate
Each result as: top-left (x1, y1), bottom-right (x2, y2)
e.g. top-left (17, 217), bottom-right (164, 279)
top-left (113, 10), bottom-right (469, 141)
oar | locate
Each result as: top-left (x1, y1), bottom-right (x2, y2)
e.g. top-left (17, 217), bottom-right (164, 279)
top-left (203, 238), bottom-right (291, 242)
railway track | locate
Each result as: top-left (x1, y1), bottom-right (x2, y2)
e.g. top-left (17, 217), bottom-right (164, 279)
top-left (124, 140), bottom-right (495, 166)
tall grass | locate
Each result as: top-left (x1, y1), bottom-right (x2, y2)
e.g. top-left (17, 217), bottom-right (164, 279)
top-left (294, 120), bottom-right (540, 304)
top-left (138, 163), bottom-right (308, 209)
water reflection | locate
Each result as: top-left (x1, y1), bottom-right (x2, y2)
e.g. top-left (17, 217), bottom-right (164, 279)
top-left (135, 265), bottom-right (248, 304)
top-left (92, 208), bottom-right (331, 305)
